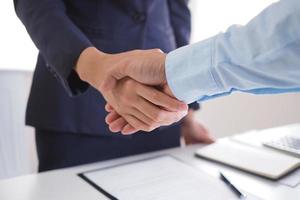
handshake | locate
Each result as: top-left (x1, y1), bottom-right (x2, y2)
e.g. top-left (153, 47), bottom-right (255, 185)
top-left (76, 47), bottom-right (188, 135)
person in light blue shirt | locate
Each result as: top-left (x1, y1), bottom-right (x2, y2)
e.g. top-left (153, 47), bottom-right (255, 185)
top-left (99, 0), bottom-right (300, 133)
top-left (165, 0), bottom-right (300, 103)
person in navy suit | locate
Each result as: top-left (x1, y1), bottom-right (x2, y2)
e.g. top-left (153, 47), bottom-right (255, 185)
top-left (14, 0), bottom-right (214, 172)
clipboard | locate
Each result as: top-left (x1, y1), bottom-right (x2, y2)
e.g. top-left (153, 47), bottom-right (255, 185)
top-left (78, 155), bottom-right (259, 200)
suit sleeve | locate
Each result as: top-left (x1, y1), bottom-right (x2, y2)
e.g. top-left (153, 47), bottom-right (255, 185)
top-left (168, 0), bottom-right (200, 110)
top-left (167, 0), bottom-right (191, 47)
top-left (14, 0), bottom-right (93, 96)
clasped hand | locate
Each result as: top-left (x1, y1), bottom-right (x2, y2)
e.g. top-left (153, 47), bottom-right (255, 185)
top-left (76, 47), bottom-right (188, 135)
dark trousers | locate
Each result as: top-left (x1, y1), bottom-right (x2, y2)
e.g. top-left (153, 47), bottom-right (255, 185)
top-left (35, 128), bottom-right (180, 172)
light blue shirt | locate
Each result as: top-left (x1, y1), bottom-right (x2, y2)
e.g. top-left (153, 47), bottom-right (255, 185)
top-left (166, 0), bottom-right (300, 104)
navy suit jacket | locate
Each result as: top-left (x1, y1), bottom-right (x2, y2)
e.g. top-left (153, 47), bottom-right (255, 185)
top-left (14, 0), bottom-right (199, 145)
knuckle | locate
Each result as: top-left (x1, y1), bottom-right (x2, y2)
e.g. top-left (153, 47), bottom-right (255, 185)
top-left (152, 48), bottom-right (162, 53)
top-left (118, 110), bottom-right (126, 116)
top-left (123, 79), bottom-right (133, 89)
top-left (135, 96), bottom-right (144, 105)
top-left (125, 79), bottom-right (138, 92)
top-left (120, 94), bottom-right (130, 104)
top-left (151, 91), bottom-right (160, 101)
top-left (153, 111), bottom-right (165, 122)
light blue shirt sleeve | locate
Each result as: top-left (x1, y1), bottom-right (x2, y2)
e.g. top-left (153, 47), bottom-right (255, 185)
top-left (166, 0), bottom-right (300, 104)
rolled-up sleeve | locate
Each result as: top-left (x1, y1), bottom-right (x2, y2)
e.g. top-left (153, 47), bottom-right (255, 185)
top-left (166, 0), bottom-right (300, 103)
top-left (166, 37), bottom-right (221, 104)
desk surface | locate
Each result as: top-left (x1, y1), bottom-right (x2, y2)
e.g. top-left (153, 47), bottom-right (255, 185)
top-left (0, 144), bottom-right (298, 200)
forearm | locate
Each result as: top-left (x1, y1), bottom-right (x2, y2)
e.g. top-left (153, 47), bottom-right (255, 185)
top-left (14, 0), bottom-right (93, 96)
top-left (166, 0), bottom-right (300, 103)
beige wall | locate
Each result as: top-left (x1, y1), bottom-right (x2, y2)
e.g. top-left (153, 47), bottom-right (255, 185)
top-left (195, 93), bottom-right (300, 138)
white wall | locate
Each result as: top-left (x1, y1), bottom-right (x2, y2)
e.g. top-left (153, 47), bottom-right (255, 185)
top-left (189, 0), bottom-right (278, 42)
top-left (0, 1), bottom-right (37, 70)
top-left (0, 71), bottom-right (36, 179)
top-left (0, 2), bottom-right (37, 179)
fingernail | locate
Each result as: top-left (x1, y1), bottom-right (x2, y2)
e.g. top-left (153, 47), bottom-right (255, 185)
top-left (109, 126), bottom-right (119, 133)
top-left (122, 129), bottom-right (136, 135)
top-left (121, 131), bottom-right (131, 135)
top-left (178, 103), bottom-right (188, 110)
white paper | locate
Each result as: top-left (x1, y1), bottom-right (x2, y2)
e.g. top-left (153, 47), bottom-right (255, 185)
top-left (83, 156), bottom-right (259, 200)
top-left (279, 168), bottom-right (300, 187)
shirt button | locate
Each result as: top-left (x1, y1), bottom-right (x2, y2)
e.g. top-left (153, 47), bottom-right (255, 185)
top-left (132, 12), bottom-right (146, 23)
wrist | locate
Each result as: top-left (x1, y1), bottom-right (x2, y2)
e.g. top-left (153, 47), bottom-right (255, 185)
top-left (161, 53), bottom-right (167, 85)
top-left (75, 47), bottom-right (108, 89)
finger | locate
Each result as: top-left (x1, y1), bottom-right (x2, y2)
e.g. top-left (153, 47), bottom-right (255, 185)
top-left (99, 73), bottom-right (118, 93)
top-left (105, 104), bottom-right (114, 112)
top-left (195, 124), bottom-right (216, 144)
top-left (162, 84), bottom-right (174, 96)
top-left (109, 117), bottom-right (128, 133)
top-left (100, 58), bottom-right (128, 92)
top-left (201, 132), bottom-right (216, 144)
top-left (122, 124), bottom-right (138, 135)
top-left (134, 98), bottom-right (187, 126)
top-left (137, 86), bottom-right (188, 112)
top-left (135, 99), bottom-right (171, 123)
top-left (105, 105), bottom-right (157, 129)
top-left (129, 107), bottom-right (158, 128)
top-left (105, 111), bottom-right (121, 124)
top-left (122, 114), bottom-right (153, 134)
top-left (203, 136), bottom-right (216, 144)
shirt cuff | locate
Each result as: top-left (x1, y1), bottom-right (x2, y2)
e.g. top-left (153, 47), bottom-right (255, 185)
top-left (188, 102), bottom-right (200, 110)
top-left (165, 36), bottom-right (221, 103)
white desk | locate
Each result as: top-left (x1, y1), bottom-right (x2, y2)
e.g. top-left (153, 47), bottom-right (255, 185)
top-left (0, 144), bottom-right (299, 200)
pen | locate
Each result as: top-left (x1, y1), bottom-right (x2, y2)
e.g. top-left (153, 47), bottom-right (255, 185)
top-left (219, 172), bottom-right (247, 199)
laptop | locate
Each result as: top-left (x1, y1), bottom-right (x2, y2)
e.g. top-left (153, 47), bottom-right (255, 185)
top-left (263, 132), bottom-right (300, 158)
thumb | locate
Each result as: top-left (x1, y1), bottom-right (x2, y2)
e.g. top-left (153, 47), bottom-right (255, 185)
top-left (99, 49), bottom-right (166, 91)
top-left (99, 64), bottom-right (127, 92)
top-left (99, 73), bottom-right (117, 92)
top-left (162, 84), bottom-right (176, 98)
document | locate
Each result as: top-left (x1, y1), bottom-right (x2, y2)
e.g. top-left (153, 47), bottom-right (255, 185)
top-left (80, 156), bottom-right (260, 200)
